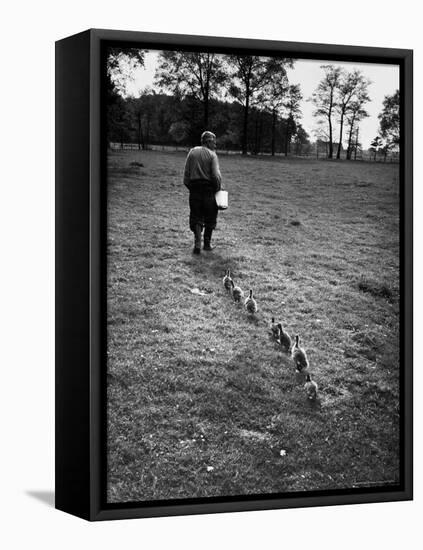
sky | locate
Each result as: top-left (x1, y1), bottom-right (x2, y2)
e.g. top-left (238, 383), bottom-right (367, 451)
top-left (121, 50), bottom-right (399, 150)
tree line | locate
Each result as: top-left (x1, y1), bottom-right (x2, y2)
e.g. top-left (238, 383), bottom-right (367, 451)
top-left (107, 49), bottom-right (399, 160)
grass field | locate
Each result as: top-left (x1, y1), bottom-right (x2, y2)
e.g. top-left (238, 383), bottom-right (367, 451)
top-left (106, 149), bottom-right (400, 503)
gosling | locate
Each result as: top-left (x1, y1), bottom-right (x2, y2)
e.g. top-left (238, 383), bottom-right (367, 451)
top-left (270, 317), bottom-right (280, 340)
top-left (278, 323), bottom-right (292, 353)
top-left (223, 269), bottom-right (233, 292)
top-left (230, 280), bottom-right (244, 302)
top-left (291, 334), bottom-right (309, 372)
top-left (304, 373), bottom-right (318, 401)
top-left (245, 289), bottom-right (258, 314)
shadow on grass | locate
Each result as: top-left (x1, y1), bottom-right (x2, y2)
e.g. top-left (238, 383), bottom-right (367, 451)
top-left (245, 314), bottom-right (261, 326)
top-left (185, 250), bottom-right (243, 281)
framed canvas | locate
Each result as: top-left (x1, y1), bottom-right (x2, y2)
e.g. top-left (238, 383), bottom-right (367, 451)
top-left (55, 28), bottom-right (413, 521)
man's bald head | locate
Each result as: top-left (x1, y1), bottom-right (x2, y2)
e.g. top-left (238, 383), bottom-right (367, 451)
top-left (201, 131), bottom-right (217, 150)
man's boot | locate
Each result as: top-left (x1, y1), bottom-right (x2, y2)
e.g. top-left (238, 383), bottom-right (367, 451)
top-left (203, 227), bottom-right (214, 251)
top-left (193, 224), bottom-right (202, 254)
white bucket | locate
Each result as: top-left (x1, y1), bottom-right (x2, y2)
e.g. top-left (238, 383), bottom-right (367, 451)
top-left (215, 190), bottom-right (228, 210)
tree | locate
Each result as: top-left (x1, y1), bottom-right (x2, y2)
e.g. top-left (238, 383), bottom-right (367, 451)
top-left (283, 84), bottom-right (302, 156)
top-left (380, 142), bottom-right (391, 162)
top-left (226, 55), bottom-right (294, 155)
top-left (154, 51), bottom-right (227, 128)
top-left (107, 48), bottom-right (146, 98)
top-left (335, 70), bottom-right (370, 159)
top-left (352, 127), bottom-right (362, 160)
top-left (106, 48), bottom-right (146, 148)
top-left (260, 76), bottom-right (290, 155)
top-left (168, 121), bottom-right (189, 144)
top-left (311, 65), bottom-right (341, 158)
top-left (127, 89), bottom-right (157, 150)
top-left (370, 136), bottom-right (383, 161)
top-left (378, 90), bottom-right (400, 151)
top-left (293, 125), bottom-right (310, 156)
top-left (107, 95), bottom-right (133, 148)
top-left (345, 84), bottom-right (370, 160)
top-left (252, 108), bottom-right (264, 155)
top-left (209, 100), bottom-right (242, 150)
top-left (313, 123), bottom-right (330, 158)
top-left (280, 116), bottom-right (297, 156)
top-left (345, 102), bottom-right (369, 160)
top-left (128, 96), bottom-right (145, 150)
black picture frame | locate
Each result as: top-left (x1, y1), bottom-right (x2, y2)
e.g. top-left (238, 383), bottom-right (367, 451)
top-left (55, 28), bottom-right (413, 521)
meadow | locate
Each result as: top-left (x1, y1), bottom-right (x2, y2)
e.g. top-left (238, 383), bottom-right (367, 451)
top-left (106, 149), bottom-right (400, 503)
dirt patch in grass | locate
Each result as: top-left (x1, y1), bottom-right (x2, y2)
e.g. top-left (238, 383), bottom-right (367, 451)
top-left (357, 277), bottom-right (396, 302)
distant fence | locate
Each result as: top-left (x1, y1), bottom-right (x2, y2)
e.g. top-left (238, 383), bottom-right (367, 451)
top-left (110, 143), bottom-right (246, 156)
top-left (109, 143), bottom-right (400, 163)
top-left (110, 143), bottom-right (189, 153)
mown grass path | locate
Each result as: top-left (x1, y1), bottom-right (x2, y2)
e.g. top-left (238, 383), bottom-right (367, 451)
top-left (107, 150), bottom-right (400, 502)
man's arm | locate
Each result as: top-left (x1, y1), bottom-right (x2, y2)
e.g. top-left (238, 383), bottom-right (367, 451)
top-left (183, 153), bottom-right (191, 189)
top-left (210, 153), bottom-right (222, 192)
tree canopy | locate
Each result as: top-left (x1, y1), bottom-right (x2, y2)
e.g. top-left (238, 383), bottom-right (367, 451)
top-left (107, 48), bottom-right (146, 98)
top-left (155, 51), bottom-right (227, 127)
top-left (378, 90), bottom-right (400, 149)
top-left (226, 55), bottom-right (294, 154)
top-left (311, 65), bottom-right (371, 159)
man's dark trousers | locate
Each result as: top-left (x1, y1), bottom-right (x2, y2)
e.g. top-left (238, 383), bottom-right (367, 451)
top-left (188, 179), bottom-right (218, 250)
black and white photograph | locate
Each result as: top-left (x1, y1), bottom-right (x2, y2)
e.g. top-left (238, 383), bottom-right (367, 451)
top-left (105, 44), bottom-right (402, 504)
top-left (2, 0), bottom-right (421, 545)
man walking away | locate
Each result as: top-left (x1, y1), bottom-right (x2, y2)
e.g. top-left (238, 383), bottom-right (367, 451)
top-left (183, 131), bottom-right (222, 254)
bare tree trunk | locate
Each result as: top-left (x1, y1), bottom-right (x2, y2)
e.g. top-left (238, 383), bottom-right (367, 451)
top-left (137, 113), bottom-right (145, 151)
top-left (328, 111), bottom-right (333, 158)
top-left (146, 115), bottom-right (151, 150)
top-left (296, 141), bottom-right (302, 156)
top-left (253, 116), bottom-right (258, 155)
top-left (137, 116), bottom-right (141, 151)
top-left (346, 122), bottom-right (354, 160)
top-left (242, 89), bottom-right (250, 155)
top-left (204, 69), bottom-right (210, 129)
top-left (354, 128), bottom-right (359, 160)
top-left (284, 124), bottom-right (290, 157)
top-left (271, 109), bottom-right (276, 156)
top-left (337, 110), bottom-right (345, 159)
top-left (204, 96), bottom-right (209, 128)
top-left (257, 115), bottom-right (263, 155)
